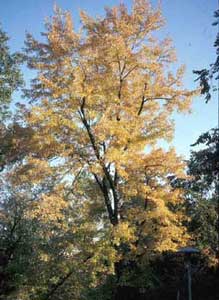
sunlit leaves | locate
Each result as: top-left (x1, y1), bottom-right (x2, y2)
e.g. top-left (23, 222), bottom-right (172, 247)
top-left (5, 1), bottom-right (197, 298)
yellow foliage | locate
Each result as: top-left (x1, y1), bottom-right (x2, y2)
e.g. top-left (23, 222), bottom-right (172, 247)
top-left (113, 222), bottom-right (136, 246)
top-left (28, 193), bottom-right (68, 224)
top-left (20, 0), bottom-right (197, 265)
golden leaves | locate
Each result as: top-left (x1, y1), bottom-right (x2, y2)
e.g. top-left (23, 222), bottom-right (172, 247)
top-left (112, 222), bottom-right (136, 246)
top-left (20, 0), bottom-right (196, 260)
top-left (10, 157), bottom-right (52, 185)
top-left (29, 193), bottom-right (68, 223)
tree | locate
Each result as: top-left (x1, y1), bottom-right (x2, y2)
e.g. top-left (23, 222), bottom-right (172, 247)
top-left (0, 26), bottom-right (24, 171)
top-left (0, 27), bottom-right (23, 119)
top-left (193, 8), bottom-right (219, 102)
top-left (0, 169), bottom-right (118, 300)
top-left (9, 1), bottom-right (196, 298)
top-left (188, 129), bottom-right (218, 260)
top-left (0, 26), bottom-right (25, 299)
top-left (170, 129), bottom-right (218, 263)
top-left (193, 6), bottom-right (219, 263)
top-left (189, 129), bottom-right (219, 189)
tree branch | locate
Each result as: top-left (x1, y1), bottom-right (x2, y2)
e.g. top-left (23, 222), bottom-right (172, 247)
top-left (138, 83), bottom-right (147, 115)
top-left (78, 97), bottom-right (119, 225)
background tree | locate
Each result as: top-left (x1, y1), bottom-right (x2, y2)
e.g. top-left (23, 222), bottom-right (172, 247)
top-left (179, 129), bottom-right (218, 261)
top-left (193, 8), bottom-right (219, 102)
top-left (193, 6), bottom-right (219, 263)
top-left (0, 26), bottom-right (23, 119)
top-left (0, 26), bottom-right (24, 171)
top-left (0, 25), bottom-right (25, 299)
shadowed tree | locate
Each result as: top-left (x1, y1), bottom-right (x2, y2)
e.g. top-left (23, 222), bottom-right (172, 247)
top-left (0, 27), bottom-right (23, 119)
top-left (193, 6), bottom-right (219, 264)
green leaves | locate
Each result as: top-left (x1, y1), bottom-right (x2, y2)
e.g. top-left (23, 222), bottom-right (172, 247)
top-left (0, 27), bottom-right (23, 120)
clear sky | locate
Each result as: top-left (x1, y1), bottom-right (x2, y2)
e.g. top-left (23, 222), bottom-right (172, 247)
top-left (0, 0), bottom-right (218, 158)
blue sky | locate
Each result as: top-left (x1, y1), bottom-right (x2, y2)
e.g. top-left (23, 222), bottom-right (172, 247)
top-left (0, 0), bottom-right (218, 157)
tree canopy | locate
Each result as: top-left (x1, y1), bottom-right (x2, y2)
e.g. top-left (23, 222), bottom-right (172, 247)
top-left (0, 27), bottom-right (23, 119)
top-left (3, 1), bottom-right (218, 300)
